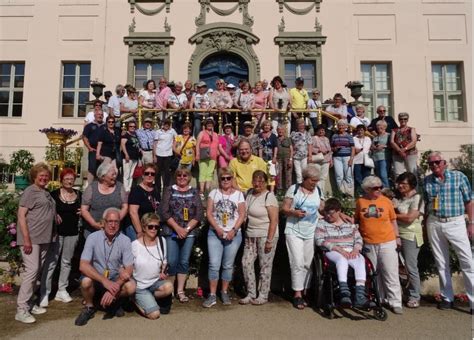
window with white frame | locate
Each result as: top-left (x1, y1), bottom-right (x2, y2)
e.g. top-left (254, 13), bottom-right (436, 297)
top-left (360, 63), bottom-right (392, 119)
top-left (134, 60), bottom-right (164, 89)
top-left (284, 61), bottom-right (316, 90)
top-left (0, 62), bottom-right (25, 117)
top-left (432, 63), bottom-right (465, 122)
top-left (60, 62), bottom-right (90, 118)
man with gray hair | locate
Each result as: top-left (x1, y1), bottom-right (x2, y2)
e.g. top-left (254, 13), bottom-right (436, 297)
top-left (423, 151), bottom-right (473, 313)
top-left (75, 208), bottom-right (135, 326)
top-left (108, 84), bottom-right (126, 119)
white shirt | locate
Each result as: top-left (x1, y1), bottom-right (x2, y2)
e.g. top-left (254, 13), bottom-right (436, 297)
top-left (154, 128), bottom-right (177, 157)
top-left (350, 116), bottom-right (371, 128)
top-left (353, 136), bottom-right (372, 164)
top-left (307, 98), bottom-right (322, 118)
top-left (84, 110), bottom-right (108, 123)
top-left (326, 105), bottom-right (349, 127)
top-left (209, 189), bottom-right (245, 232)
top-left (108, 95), bottom-right (122, 117)
top-left (132, 239), bottom-right (167, 290)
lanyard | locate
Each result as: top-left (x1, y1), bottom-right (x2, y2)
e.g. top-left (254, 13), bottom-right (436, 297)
top-left (143, 237), bottom-right (164, 264)
top-left (103, 236), bottom-right (117, 270)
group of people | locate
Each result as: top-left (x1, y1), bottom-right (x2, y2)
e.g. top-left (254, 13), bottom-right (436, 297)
top-left (14, 144), bottom-right (473, 325)
top-left (82, 75), bottom-right (420, 205)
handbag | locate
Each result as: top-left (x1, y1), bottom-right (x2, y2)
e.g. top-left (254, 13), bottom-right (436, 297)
top-left (363, 152), bottom-right (375, 168)
top-left (199, 132), bottom-right (213, 160)
top-left (312, 153), bottom-right (325, 164)
top-left (133, 164), bottom-right (143, 178)
top-left (360, 137), bottom-right (374, 168)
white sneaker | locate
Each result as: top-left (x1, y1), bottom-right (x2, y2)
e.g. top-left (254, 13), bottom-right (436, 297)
top-left (39, 295), bottom-right (49, 308)
top-left (15, 310), bottom-right (36, 324)
top-left (54, 290), bottom-right (73, 303)
top-left (31, 305), bottom-right (47, 315)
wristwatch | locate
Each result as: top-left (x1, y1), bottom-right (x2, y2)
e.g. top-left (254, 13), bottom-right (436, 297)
top-left (186, 226), bottom-right (191, 232)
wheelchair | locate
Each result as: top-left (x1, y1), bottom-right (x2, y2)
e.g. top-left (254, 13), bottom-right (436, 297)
top-left (312, 246), bottom-right (388, 321)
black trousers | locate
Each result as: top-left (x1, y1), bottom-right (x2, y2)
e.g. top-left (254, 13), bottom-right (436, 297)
top-left (155, 156), bottom-right (173, 194)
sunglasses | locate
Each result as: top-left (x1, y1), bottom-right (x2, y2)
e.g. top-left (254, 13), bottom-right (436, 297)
top-left (428, 160), bottom-right (444, 166)
top-left (107, 121), bottom-right (115, 124)
top-left (220, 176), bottom-right (232, 181)
top-left (370, 186), bottom-right (383, 191)
top-left (147, 224), bottom-right (160, 230)
top-left (143, 171), bottom-right (155, 176)
top-left (177, 174), bottom-right (188, 178)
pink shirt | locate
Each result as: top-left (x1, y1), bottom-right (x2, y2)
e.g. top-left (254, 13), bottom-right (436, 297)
top-left (199, 131), bottom-right (219, 160)
top-left (154, 86), bottom-right (172, 109)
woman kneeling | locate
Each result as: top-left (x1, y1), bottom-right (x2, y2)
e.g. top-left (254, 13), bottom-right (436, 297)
top-left (132, 213), bottom-right (173, 319)
top-left (315, 198), bottom-right (368, 308)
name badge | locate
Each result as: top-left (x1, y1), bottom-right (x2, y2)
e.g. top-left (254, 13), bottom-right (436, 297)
top-left (222, 213), bottom-right (228, 227)
top-left (103, 269), bottom-right (109, 279)
top-left (433, 196), bottom-right (439, 211)
top-left (183, 208), bottom-right (189, 221)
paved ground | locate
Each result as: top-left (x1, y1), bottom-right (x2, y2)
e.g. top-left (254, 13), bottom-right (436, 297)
top-left (1, 290), bottom-right (472, 340)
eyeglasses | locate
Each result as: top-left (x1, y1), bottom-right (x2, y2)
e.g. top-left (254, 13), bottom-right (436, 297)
top-left (143, 171), bottom-right (155, 176)
top-left (105, 220), bottom-right (120, 224)
top-left (107, 121), bottom-right (115, 124)
top-left (399, 118), bottom-right (408, 121)
top-left (428, 160), bottom-right (443, 166)
top-left (378, 110), bottom-right (386, 113)
top-left (94, 104), bottom-right (102, 107)
top-left (176, 174), bottom-right (188, 178)
top-left (220, 176), bottom-right (232, 181)
top-left (128, 126), bottom-right (136, 129)
top-left (370, 186), bottom-right (383, 191)
top-left (147, 224), bottom-right (160, 230)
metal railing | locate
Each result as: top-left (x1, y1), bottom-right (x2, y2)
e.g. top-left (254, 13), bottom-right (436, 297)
top-left (135, 106), bottom-right (341, 135)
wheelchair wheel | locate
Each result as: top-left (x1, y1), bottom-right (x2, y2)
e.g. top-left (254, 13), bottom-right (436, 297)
top-left (312, 255), bottom-right (324, 309)
top-left (373, 307), bottom-right (388, 321)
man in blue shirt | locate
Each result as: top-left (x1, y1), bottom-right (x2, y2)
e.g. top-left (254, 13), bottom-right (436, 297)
top-left (423, 151), bottom-right (473, 312)
top-left (75, 208), bottom-right (136, 326)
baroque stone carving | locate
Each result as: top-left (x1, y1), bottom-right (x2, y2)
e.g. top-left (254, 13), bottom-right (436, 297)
top-left (188, 23), bottom-right (260, 83)
top-left (195, 0), bottom-right (253, 28)
top-left (130, 42), bottom-right (168, 59)
top-left (276, 0), bottom-right (322, 15)
top-left (129, 0), bottom-right (173, 16)
top-left (280, 42), bottom-right (320, 58)
top-left (128, 17), bottom-right (136, 33)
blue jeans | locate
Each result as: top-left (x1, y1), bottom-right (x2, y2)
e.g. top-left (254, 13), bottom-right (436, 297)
top-left (123, 225), bottom-right (138, 241)
top-left (333, 156), bottom-right (353, 191)
top-left (135, 279), bottom-right (170, 314)
top-left (166, 236), bottom-right (195, 275)
top-left (353, 163), bottom-right (371, 195)
top-left (193, 116), bottom-right (202, 137)
top-left (207, 230), bottom-right (242, 282)
top-left (375, 159), bottom-right (390, 188)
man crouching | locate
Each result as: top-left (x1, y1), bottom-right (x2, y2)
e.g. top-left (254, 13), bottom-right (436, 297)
top-left (75, 207), bottom-right (136, 326)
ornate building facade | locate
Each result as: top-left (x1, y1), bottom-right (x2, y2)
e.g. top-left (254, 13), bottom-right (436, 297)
top-left (0, 0), bottom-right (471, 162)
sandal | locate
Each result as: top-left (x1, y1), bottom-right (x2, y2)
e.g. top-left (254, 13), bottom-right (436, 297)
top-left (239, 296), bottom-right (254, 305)
top-left (251, 297), bottom-right (268, 306)
top-left (406, 299), bottom-right (420, 308)
top-left (293, 297), bottom-right (305, 310)
top-left (177, 291), bottom-right (189, 303)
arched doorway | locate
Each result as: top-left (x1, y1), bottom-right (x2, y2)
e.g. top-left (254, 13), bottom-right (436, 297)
top-left (199, 53), bottom-right (248, 88)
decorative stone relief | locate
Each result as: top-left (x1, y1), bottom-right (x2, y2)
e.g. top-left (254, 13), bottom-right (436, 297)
top-left (128, 0), bottom-right (173, 16)
top-left (124, 31), bottom-right (175, 81)
top-left (276, 0), bottom-right (322, 14)
top-left (195, 0), bottom-right (254, 28)
top-left (188, 23), bottom-right (260, 83)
